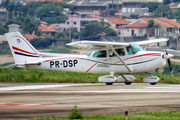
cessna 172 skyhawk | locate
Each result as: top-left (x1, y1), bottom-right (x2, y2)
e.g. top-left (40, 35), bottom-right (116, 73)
top-left (6, 31), bottom-right (173, 85)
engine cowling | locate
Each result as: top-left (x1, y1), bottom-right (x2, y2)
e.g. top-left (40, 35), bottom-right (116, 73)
top-left (98, 75), bottom-right (117, 83)
top-left (143, 76), bottom-right (159, 83)
top-left (117, 75), bottom-right (135, 82)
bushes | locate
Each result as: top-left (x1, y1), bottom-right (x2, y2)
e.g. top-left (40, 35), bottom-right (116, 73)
top-left (68, 105), bottom-right (83, 119)
top-left (30, 37), bottom-right (57, 49)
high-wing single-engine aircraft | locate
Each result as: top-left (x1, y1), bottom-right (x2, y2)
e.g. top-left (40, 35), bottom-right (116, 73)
top-left (6, 31), bottom-right (173, 85)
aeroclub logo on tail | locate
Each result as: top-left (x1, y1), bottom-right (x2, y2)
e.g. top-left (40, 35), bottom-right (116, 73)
top-left (17, 39), bottom-right (20, 43)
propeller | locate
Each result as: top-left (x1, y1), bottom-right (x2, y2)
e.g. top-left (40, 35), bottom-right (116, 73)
top-left (165, 51), bottom-right (173, 74)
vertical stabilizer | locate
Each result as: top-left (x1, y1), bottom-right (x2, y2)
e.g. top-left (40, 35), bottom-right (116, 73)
top-left (5, 31), bottom-right (40, 64)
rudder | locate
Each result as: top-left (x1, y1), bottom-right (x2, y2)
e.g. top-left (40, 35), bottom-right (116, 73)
top-left (5, 31), bottom-right (40, 64)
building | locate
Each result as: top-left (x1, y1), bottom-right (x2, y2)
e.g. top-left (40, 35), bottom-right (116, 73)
top-left (169, 2), bottom-right (180, 12)
top-left (140, 18), bottom-right (180, 37)
top-left (38, 26), bottom-right (58, 37)
top-left (23, 34), bottom-right (39, 41)
top-left (68, 0), bottom-right (163, 16)
top-left (65, 11), bottom-right (100, 32)
top-left (104, 17), bottom-right (129, 31)
top-left (25, 0), bottom-right (63, 4)
top-left (0, 9), bottom-right (8, 24)
top-left (48, 23), bottom-right (66, 32)
top-left (116, 22), bottom-right (148, 37)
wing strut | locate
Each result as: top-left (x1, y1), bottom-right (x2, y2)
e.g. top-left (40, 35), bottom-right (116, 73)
top-left (110, 46), bottom-right (132, 72)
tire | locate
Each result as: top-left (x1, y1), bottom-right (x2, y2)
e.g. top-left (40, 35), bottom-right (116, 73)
top-left (106, 82), bottom-right (113, 85)
top-left (150, 83), bottom-right (156, 85)
top-left (125, 82), bottom-right (132, 85)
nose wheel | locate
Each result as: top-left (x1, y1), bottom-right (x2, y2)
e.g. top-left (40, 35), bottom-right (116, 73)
top-left (150, 83), bottom-right (156, 85)
top-left (106, 82), bottom-right (113, 85)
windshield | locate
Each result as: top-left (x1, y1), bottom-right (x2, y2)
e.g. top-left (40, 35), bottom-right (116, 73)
top-left (127, 43), bottom-right (144, 55)
top-left (87, 51), bottom-right (93, 56)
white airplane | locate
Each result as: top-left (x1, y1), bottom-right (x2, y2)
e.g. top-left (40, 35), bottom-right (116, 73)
top-left (6, 31), bottom-right (173, 85)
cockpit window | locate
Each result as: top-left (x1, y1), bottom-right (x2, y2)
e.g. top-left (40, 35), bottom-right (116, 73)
top-left (127, 43), bottom-right (144, 55)
top-left (87, 51), bottom-right (93, 56)
top-left (93, 50), bottom-right (107, 58)
top-left (109, 48), bottom-right (125, 57)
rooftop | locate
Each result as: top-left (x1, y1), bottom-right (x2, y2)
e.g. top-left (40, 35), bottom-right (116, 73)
top-left (38, 26), bottom-right (58, 32)
top-left (68, 0), bottom-right (162, 6)
top-left (48, 24), bottom-right (59, 29)
top-left (105, 17), bottom-right (129, 24)
top-left (39, 21), bottom-right (48, 25)
top-left (23, 34), bottom-right (39, 41)
top-left (117, 23), bottom-right (148, 28)
top-left (140, 18), bottom-right (180, 28)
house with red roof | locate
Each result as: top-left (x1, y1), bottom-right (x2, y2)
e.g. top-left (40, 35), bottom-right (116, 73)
top-left (48, 23), bottom-right (66, 32)
top-left (39, 21), bottom-right (48, 27)
top-left (169, 2), bottom-right (180, 12)
top-left (104, 17), bottom-right (129, 32)
top-left (116, 22), bottom-right (148, 37)
top-left (38, 26), bottom-right (58, 37)
top-left (23, 34), bottom-right (39, 41)
top-left (140, 18), bottom-right (180, 37)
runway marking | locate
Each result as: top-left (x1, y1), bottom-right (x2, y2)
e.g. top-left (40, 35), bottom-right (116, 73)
top-left (0, 84), bottom-right (94, 91)
top-left (0, 103), bottom-right (50, 107)
top-left (1, 84), bottom-right (180, 93)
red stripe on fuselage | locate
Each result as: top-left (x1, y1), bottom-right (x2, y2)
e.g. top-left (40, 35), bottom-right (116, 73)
top-left (86, 62), bottom-right (98, 72)
top-left (124, 53), bottom-right (161, 61)
top-left (115, 53), bottom-right (162, 64)
top-left (44, 57), bottom-right (71, 62)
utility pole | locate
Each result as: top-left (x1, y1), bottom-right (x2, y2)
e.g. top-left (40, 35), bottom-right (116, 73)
top-left (121, 0), bottom-right (124, 42)
top-left (160, 11), bottom-right (163, 38)
top-left (112, 0), bottom-right (114, 10)
top-left (177, 36), bottom-right (178, 51)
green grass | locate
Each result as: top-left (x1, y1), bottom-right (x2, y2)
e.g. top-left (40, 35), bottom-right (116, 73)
top-left (0, 68), bottom-right (180, 84)
top-left (31, 111), bottom-right (180, 120)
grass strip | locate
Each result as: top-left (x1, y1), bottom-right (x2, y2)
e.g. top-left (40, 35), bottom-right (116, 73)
top-left (0, 68), bottom-right (180, 84)
top-left (31, 110), bottom-right (180, 120)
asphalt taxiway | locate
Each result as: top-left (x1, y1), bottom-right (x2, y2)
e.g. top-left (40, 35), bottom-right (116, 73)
top-left (0, 83), bottom-right (180, 120)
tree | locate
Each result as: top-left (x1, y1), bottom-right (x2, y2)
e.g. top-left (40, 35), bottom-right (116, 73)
top-left (80, 22), bottom-right (104, 38)
top-left (41, 16), bottom-right (66, 24)
top-left (148, 20), bottom-right (155, 28)
top-left (172, 0), bottom-right (179, 2)
top-left (153, 4), bottom-right (174, 19)
top-left (163, 0), bottom-right (171, 5)
top-left (55, 32), bottom-right (66, 39)
top-left (130, 14), bottom-right (139, 19)
top-left (104, 28), bottom-right (117, 36)
top-left (173, 8), bottom-right (180, 20)
top-left (30, 37), bottom-right (57, 48)
top-left (0, 25), bottom-right (8, 35)
top-left (108, 9), bottom-right (118, 16)
top-left (21, 16), bottom-right (39, 34)
top-left (98, 21), bottom-right (110, 29)
top-left (147, 20), bottom-right (160, 36)
top-left (141, 2), bottom-right (162, 12)
top-left (36, 3), bottom-right (65, 23)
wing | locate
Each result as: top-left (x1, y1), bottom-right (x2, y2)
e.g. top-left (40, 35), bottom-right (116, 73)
top-left (67, 41), bottom-right (129, 49)
top-left (134, 38), bottom-right (168, 46)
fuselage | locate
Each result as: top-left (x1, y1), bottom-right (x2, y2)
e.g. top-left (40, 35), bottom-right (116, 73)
top-left (25, 50), bottom-right (166, 74)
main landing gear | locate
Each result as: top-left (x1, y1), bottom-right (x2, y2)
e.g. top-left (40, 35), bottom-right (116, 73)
top-left (143, 74), bottom-right (159, 85)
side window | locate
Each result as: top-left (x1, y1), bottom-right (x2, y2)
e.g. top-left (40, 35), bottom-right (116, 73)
top-left (116, 49), bottom-right (125, 56)
top-left (93, 50), bottom-right (107, 58)
top-left (109, 48), bottom-right (125, 57)
top-left (126, 46), bottom-right (133, 55)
